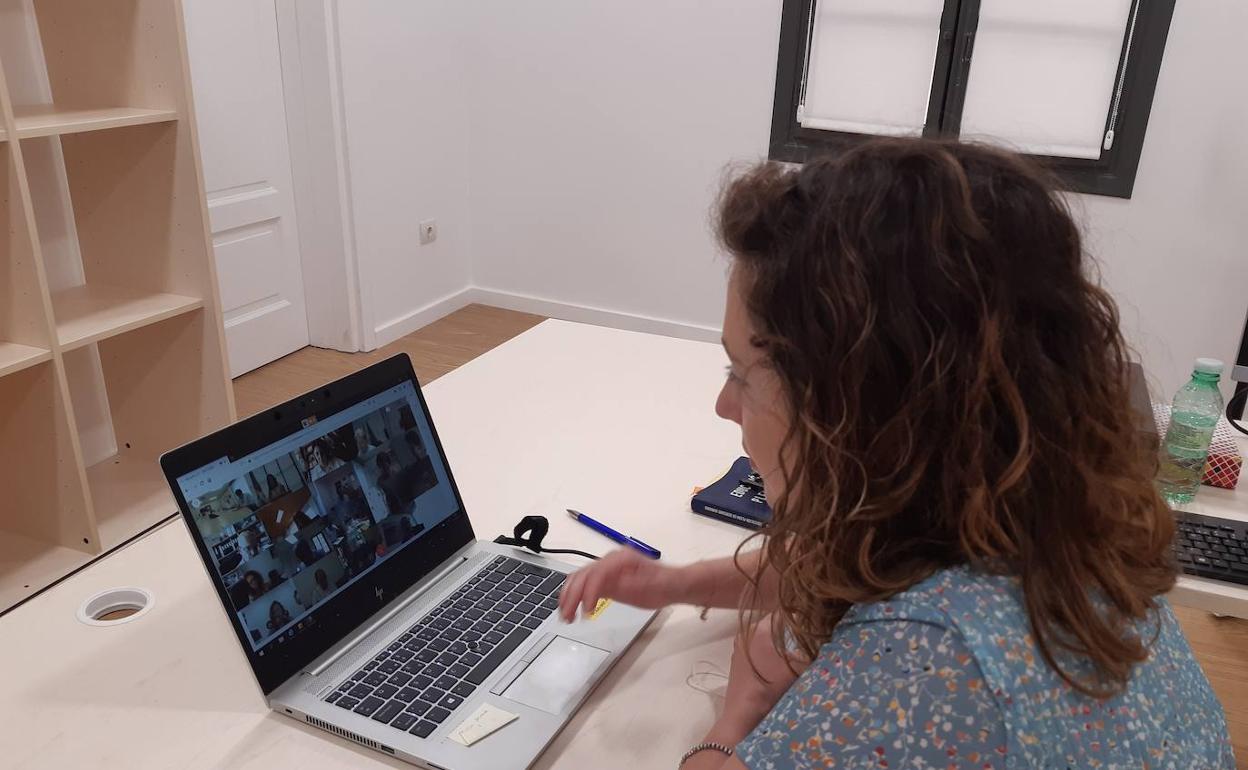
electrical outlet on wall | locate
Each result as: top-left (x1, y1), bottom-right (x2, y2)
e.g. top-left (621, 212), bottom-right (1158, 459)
top-left (419, 219), bottom-right (438, 245)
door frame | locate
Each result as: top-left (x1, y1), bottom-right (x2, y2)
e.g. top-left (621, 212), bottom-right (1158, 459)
top-left (273, 0), bottom-right (372, 353)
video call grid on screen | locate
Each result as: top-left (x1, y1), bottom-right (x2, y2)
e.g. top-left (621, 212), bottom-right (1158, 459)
top-left (176, 381), bottom-right (458, 652)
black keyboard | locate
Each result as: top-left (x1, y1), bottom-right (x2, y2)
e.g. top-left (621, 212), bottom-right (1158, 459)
top-left (323, 555), bottom-right (565, 738)
top-left (1173, 512), bottom-right (1248, 585)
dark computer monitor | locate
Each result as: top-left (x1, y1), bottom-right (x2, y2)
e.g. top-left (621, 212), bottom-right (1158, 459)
top-left (1233, 308), bottom-right (1248, 420)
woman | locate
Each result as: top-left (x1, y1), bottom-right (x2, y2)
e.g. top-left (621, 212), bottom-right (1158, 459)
top-left (307, 439), bottom-right (345, 481)
top-left (240, 570), bottom-right (266, 601)
top-left (266, 473), bottom-right (288, 501)
top-left (559, 140), bottom-right (1232, 768)
top-left (267, 600), bottom-right (292, 633)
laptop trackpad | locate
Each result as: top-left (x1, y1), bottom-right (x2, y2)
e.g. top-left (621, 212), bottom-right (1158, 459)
top-left (500, 636), bottom-right (610, 715)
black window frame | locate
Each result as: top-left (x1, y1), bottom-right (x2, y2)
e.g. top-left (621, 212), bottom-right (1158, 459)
top-left (769, 0), bottom-right (1177, 199)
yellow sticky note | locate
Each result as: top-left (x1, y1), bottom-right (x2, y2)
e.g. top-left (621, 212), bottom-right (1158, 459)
top-left (448, 703), bottom-right (518, 746)
top-left (588, 598), bottom-right (611, 620)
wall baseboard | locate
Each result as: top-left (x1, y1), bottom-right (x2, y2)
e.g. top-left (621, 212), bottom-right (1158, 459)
top-left (372, 287), bottom-right (477, 348)
top-left (468, 287), bottom-right (722, 344)
top-left (368, 285), bottom-right (722, 352)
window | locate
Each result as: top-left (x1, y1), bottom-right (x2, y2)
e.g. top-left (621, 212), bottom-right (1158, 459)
top-left (769, 0), bottom-right (1177, 198)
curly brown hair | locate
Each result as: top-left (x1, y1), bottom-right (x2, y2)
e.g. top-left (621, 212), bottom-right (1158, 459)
top-left (717, 138), bottom-right (1174, 697)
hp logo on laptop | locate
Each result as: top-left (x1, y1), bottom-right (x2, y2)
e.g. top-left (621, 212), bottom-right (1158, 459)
top-left (375, 587), bottom-right (384, 603)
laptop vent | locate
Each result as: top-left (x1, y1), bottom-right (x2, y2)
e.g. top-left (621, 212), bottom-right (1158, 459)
top-left (304, 714), bottom-right (390, 753)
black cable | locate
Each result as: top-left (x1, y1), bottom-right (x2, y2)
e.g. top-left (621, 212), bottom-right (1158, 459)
top-left (535, 547), bottom-right (600, 560)
top-left (494, 515), bottom-right (600, 560)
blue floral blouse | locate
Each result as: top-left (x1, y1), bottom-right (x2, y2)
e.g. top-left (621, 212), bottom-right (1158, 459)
top-left (738, 566), bottom-right (1233, 769)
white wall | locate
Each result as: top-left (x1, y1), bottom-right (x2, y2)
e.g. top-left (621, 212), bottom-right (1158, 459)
top-left (464, 0), bottom-right (782, 337)
top-left (1074, 0), bottom-right (1248, 398)
top-left (329, 1), bottom-right (1246, 399)
top-left (334, 2), bottom-right (474, 347)
top-left (459, 0), bottom-right (1246, 399)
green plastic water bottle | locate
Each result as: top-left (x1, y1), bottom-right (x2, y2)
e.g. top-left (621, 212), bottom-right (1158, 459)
top-left (1156, 358), bottom-right (1225, 506)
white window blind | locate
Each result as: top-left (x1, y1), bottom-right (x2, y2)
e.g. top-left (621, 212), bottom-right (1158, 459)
top-left (959, 0), bottom-right (1133, 160)
top-left (799, 0), bottom-right (946, 136)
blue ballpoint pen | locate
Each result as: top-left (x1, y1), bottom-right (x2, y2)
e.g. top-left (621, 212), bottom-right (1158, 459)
top-left (567, 509), bottom-right (661, 560)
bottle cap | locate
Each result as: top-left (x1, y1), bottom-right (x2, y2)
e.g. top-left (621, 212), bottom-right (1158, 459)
top-left (1194, 358), bottom-right (1224, 376)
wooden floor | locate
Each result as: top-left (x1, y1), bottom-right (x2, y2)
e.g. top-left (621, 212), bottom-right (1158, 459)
top-left (233, 303), bottom-right (545, 417)
top-left (1174, 606), bottom-right (1248, 765)
top-left (234, 303), bottom-right (1248, 765)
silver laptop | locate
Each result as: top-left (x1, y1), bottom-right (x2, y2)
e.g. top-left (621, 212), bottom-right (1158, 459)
top-left (161, 354), bottom-right (654, 769)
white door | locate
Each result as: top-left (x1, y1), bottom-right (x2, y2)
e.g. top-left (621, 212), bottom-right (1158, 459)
top-left (183, 0), bottom-right (309, 376)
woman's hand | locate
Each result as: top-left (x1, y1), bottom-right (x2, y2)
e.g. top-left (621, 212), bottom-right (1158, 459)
top-left (558, 549), bottom-right (682, 621)
top-left (559, 548), bottom-right (780, 623)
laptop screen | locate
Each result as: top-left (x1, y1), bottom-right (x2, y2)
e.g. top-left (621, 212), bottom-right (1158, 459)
top-left (174, 379), bottom-right (461, 657)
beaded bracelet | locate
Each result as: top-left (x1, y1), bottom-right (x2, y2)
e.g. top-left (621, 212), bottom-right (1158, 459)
top-left (679, 742), bottom-right (734, 766)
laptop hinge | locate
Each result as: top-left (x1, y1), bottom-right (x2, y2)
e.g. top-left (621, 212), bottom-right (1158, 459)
top-left (306, 554), bottom-right (471, 677)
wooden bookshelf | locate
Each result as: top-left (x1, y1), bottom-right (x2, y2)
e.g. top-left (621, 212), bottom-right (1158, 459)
top-left (0, 0), bottom-right (236, 613)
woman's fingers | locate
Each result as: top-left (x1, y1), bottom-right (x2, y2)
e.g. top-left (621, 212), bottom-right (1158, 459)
top-left (558, 568), bottom-right (585, 622)
top-left (559, 552), bottom-right (622, 621)
top-left (558, 550), bottom-right (648, 621)
top-left (580, 562), bottom-right (610, 617)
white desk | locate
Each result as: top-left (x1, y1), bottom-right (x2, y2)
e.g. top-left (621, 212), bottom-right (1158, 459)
top-left (3, 319), bottom-right (1246, 768)
top-left (0, 321), bottom-right (751, 769)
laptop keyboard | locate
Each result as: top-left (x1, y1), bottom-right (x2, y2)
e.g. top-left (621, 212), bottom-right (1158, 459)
top-left (323, 555), bottom-right (566, 738)
top-left (1173, 512), bottom-right (1248, 586)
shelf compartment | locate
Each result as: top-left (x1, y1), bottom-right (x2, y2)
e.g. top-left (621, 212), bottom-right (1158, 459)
top-left (28, 0), bottom-right (184, 125)
top-left (51, 283), bottom-right (203, 352)
top-left (0, 528), bottom-right (94, 612)
top-left (2, 143), bottom-right (52, 359)
top-left (0, 361), bottom-right (96, 613)
top-left (13, 105), bottom-right (178, 140)
top-left (87, 450), bottom-right (176, 552)
top-left (65, 310), bottom-right (233, 550)
top-left (0, 342), bottom-right (52, 378)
